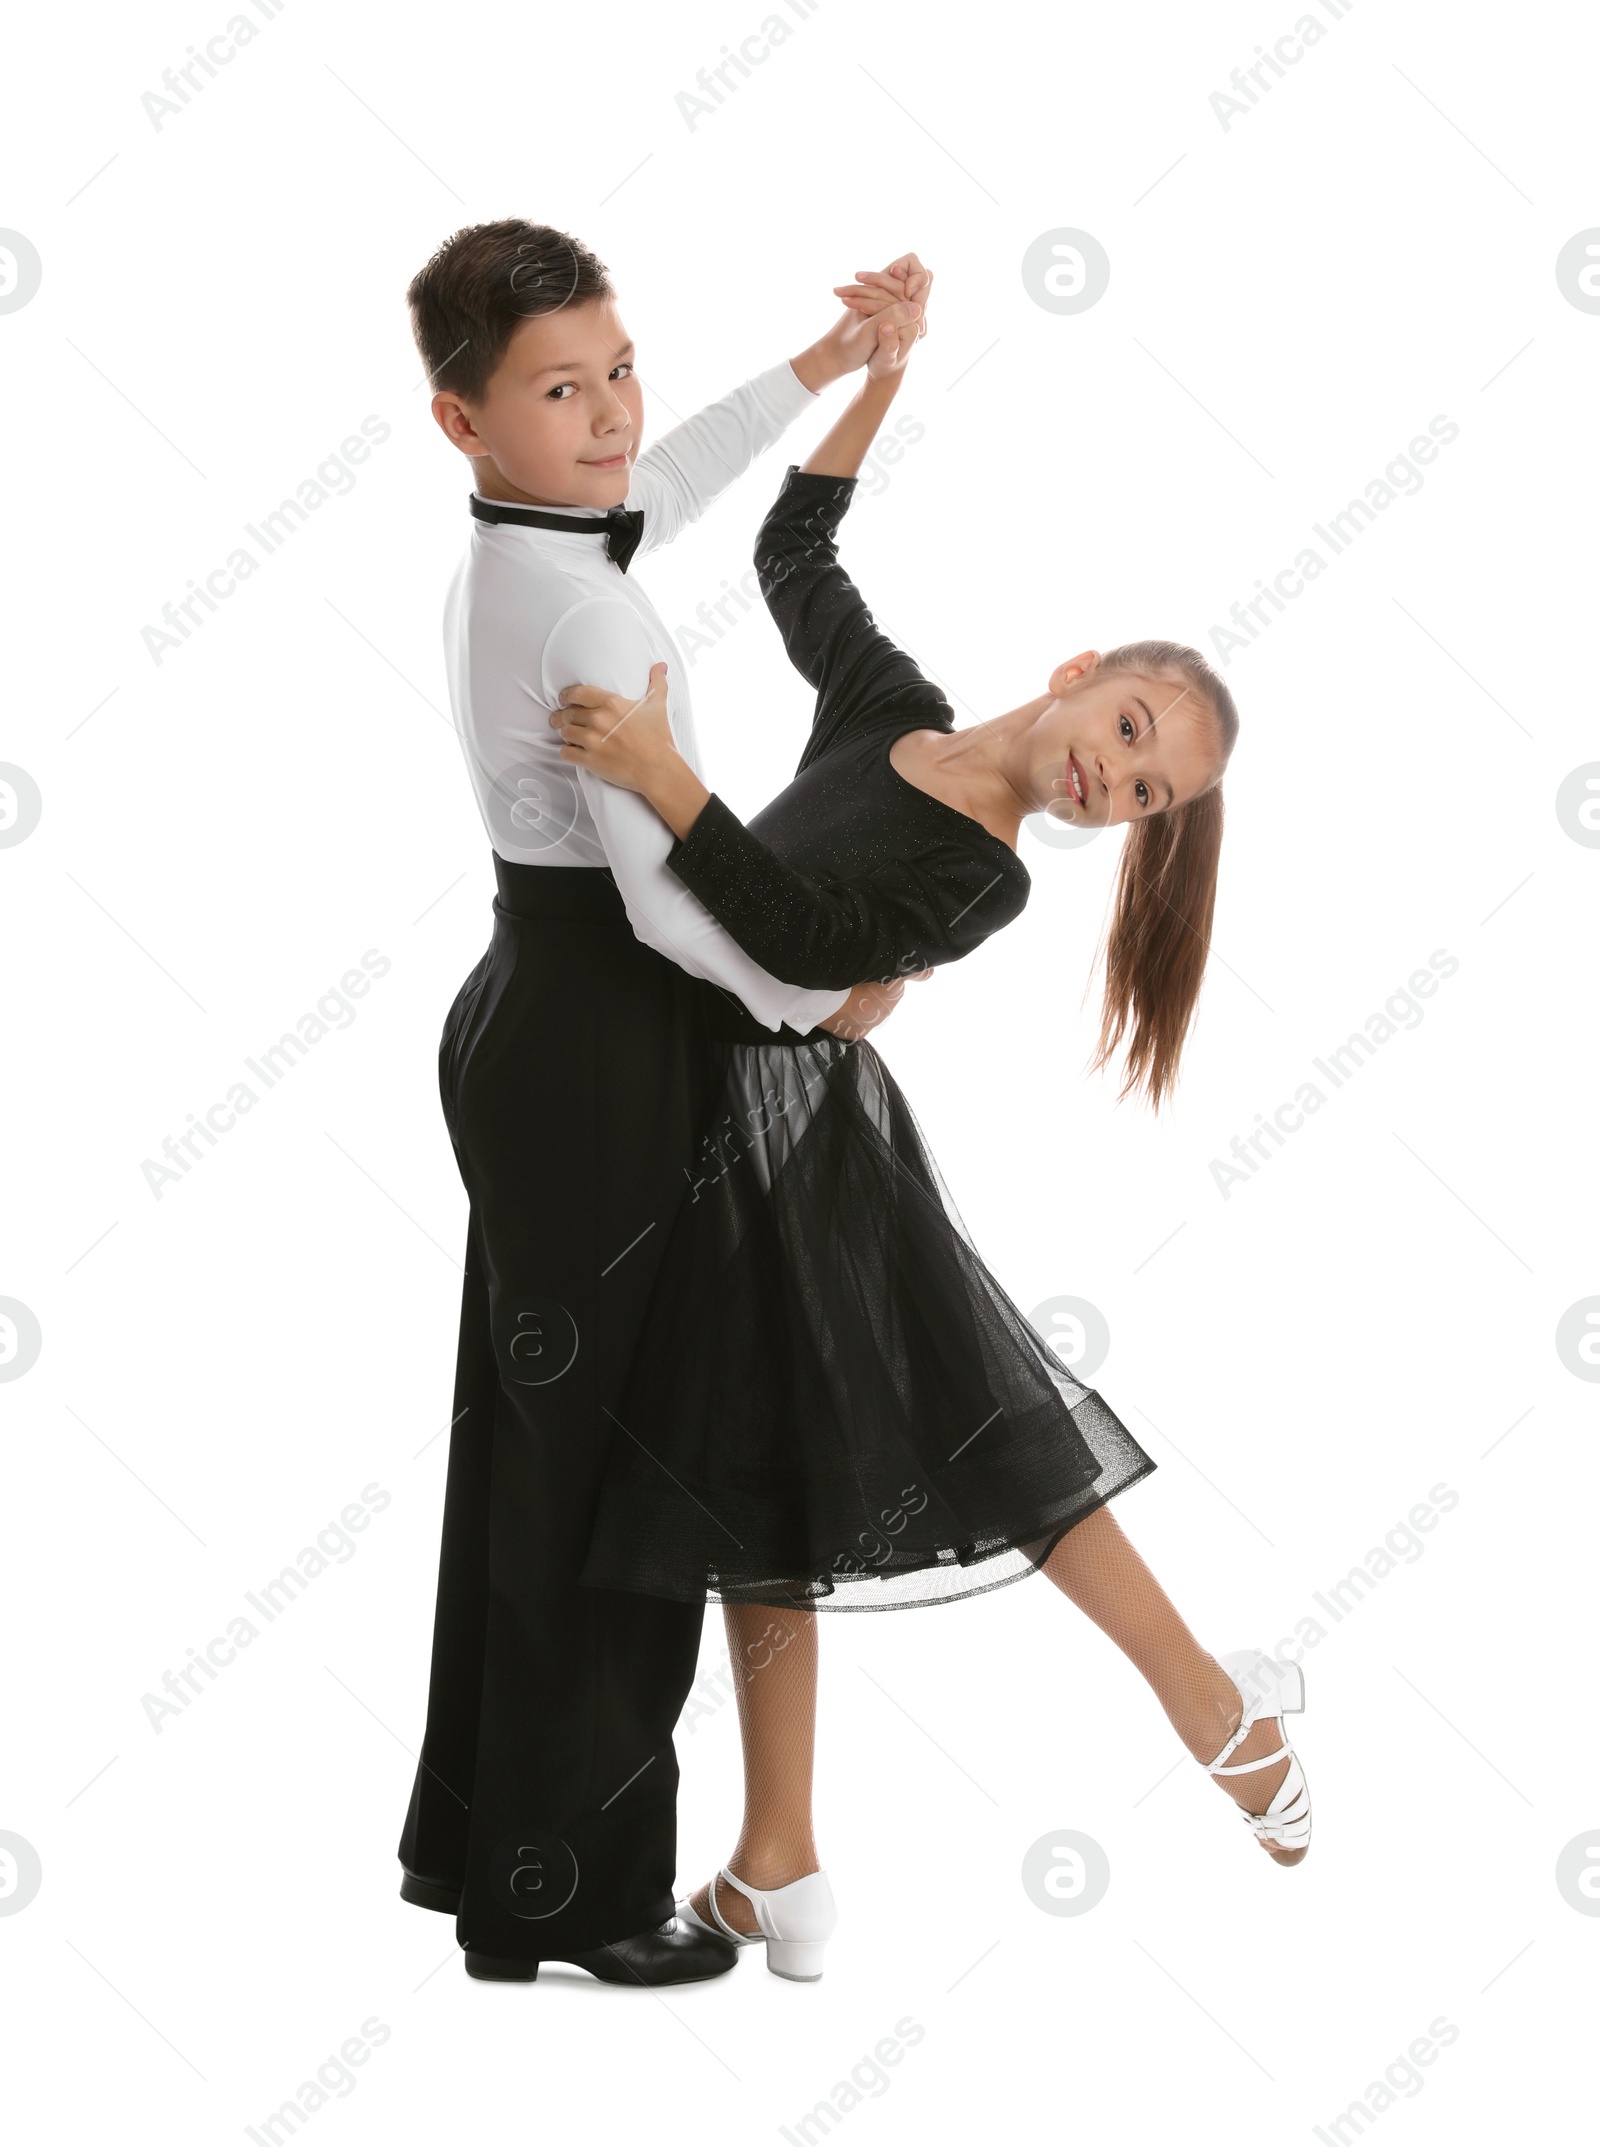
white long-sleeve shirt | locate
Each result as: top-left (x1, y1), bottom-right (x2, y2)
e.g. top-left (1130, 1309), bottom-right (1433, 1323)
top-left (442, 357), bottom-right (849, 1034)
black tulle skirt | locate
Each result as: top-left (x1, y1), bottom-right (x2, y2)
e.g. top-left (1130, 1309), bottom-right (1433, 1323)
top-left (579, 1035), bottom-right (1155, 1611)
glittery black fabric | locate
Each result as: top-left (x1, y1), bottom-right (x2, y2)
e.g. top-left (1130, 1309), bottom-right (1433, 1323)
top-left (666, 466), bottom-right (1032, 991)
top-left (577, 467), bottom-right (1154, 1611)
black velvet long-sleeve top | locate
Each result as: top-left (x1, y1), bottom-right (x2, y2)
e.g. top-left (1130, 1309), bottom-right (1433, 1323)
top-left (665, 466), bottom-right (1030, 997)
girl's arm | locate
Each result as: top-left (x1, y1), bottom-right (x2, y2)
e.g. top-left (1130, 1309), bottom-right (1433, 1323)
top-left (548, 306), bottom-right (938, 995)
top-left (554, 308), bottom-right (923, 833)
top-left (799, 363), bottom-right (907, 480)
top-left (625, 257), bottom-right (924, 557)
top-left (553, 663), bottom-right (1023, 992)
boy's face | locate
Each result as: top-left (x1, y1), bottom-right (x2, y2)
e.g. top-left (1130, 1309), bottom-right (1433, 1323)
top-left (431, 296), bottom-right (644, 509)
top-left (1029, 656), bottom-right (1222, 828)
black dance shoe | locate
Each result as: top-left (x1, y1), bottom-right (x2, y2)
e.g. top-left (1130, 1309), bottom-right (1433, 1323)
top-left (464, 1916), bottom-right (739, 1986)
top-left (399, 1869), bottom-right (459, 1914)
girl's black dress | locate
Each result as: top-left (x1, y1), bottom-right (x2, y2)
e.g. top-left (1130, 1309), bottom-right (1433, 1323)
top-left (578, 467), bottom-right (1154, 1610)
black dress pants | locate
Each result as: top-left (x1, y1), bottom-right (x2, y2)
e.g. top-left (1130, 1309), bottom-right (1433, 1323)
top-left (398, 858), bottom-right (716, 1960)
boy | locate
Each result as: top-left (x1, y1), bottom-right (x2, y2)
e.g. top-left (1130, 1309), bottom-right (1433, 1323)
top-left (397, 220), bottom-right (923, 1985)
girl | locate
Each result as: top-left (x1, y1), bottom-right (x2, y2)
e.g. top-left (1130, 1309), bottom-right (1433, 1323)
top-left (553, 269), bottom-right (1311, 1980)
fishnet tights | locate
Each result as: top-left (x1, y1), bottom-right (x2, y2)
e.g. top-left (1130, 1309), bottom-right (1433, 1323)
top-left (689, 1508), bottom-right (1298, 1933)
top-left (688, 1606), bottom-right (821, 1938)
top-left (1043, 1509), bottom-right (1295, 1857)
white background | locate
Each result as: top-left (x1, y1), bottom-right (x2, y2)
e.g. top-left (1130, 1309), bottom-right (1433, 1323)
top-left (3, 0), bottom-right (1596, 2138)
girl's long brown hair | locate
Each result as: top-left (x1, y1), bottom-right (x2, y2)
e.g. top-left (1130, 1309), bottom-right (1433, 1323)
top-left (1089, 642), bottom-right (1240, 1113)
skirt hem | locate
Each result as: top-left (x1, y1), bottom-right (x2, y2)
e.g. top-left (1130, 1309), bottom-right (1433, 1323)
top-left (581, 1457), bottom-right (1158, 1613)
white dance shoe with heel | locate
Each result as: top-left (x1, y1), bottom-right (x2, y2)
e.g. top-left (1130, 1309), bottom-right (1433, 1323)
top-left (1203, 1648), bottom-right (1312, 1862)
top-left (677, 1867), bottom-right (838, 1981)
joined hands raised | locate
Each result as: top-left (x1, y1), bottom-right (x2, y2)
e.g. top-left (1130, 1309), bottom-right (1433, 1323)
top-left (826, 250), bottom-right (933, 381)
top-left (556, 252), bottom-right (936, 1041)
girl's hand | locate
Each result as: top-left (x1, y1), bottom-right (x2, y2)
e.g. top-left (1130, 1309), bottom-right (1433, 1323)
top-left (865, 305), bottom-right (920, 381)
top-left (818, 293), bottom-right (922, 377)
top-left (553, 661), bottom-right (677, 793)
top-left (834, 252), bottom-right (933, 342)
top-left (809, 251), bottom-right (932, 379)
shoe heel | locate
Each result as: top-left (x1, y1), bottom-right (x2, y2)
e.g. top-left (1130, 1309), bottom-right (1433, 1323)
top-left (1274, 1661), bottom-right (1305, 1714)
top-left (766, 1939), bottom-right (827, 1982)
top-left (1221, 1648), bottom-right (1303, 1718)
top-left (464, 1951), bottom-right (539, 1982)
top-left (400, 1870), bottom-right (460, 1915)
top-left (710, 1866), bottom-right (837, 1979)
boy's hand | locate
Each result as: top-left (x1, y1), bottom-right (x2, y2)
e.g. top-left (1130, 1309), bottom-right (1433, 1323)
top-left (834, 251), bottom-right (933, 339)
top-left (792, 252), bottom-right (932, 389)
top-left (817, 976), bottom-right (906, 1040)
top-left (554, 662), bottom-right (678, 794)
top-left (815, 964), bottom-right (932, 1042)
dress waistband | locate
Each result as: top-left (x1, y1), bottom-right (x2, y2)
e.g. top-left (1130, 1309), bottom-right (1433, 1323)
top-left (493, 854), bottom-right (628, 923)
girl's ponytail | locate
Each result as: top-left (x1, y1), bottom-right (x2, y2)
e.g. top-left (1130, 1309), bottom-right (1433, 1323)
top-left (1087, 643), bottom-right (1238, 1112)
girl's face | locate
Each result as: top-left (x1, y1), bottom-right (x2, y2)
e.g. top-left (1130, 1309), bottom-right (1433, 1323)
top-left (432, 295), bottom-right (645, 509)
top-left (1025, 655), bottom-right (1223, 829)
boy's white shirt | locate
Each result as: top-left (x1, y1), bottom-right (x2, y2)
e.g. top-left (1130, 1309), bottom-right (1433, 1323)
top-left (443, 356), bottom-right (850, 1033)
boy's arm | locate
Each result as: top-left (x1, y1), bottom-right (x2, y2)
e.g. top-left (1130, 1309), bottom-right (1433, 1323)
top-left (626, 281), bottom-right (924, 556)
top-left (556, 321), bottom-right (927, 839)
top-left (626, 360), bottom-right (819, 560)
top-left (561, 663), bottom-right (1018, 988)
top-left (541, 599), bottom-right (849, 1034)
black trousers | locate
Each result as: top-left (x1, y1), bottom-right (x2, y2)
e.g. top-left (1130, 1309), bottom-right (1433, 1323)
top-left (398, 858), bottom-right (718, 1960)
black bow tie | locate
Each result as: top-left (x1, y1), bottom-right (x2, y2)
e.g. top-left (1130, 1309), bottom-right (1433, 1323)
top-left (468, 494), bottom-right (645, 573)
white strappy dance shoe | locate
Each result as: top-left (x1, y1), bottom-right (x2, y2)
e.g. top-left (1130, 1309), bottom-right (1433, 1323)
top-left (1202, 1649), bottom-right (1312, 1862)
top-left (677, 1867), bottom-right (838, 1981)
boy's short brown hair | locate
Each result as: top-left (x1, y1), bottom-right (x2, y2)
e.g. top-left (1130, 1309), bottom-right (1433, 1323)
top-left (406, 220), bottom-right (613, 403)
